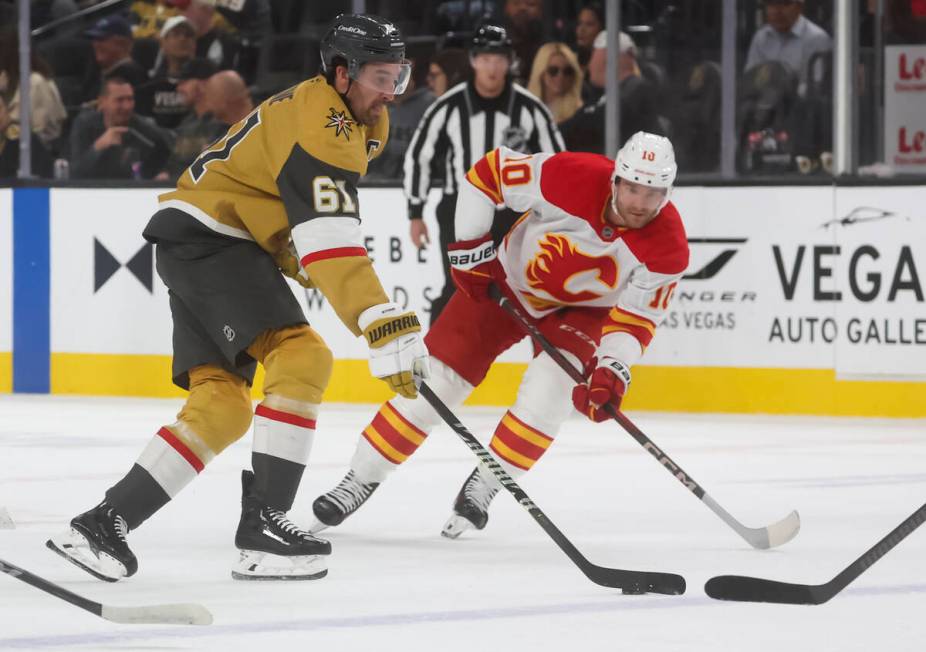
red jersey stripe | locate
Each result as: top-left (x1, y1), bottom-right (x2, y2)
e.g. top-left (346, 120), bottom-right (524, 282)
top-left (301, 246), bottom-right (367, 266)
top-left (157, 427), bottom-right (205, 473)
top-left (255, 404), bottom-right (317, 430)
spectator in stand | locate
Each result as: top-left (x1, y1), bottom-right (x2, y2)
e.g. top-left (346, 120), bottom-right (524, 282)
top-left (367, 59), bottom-right (436, 181)
top-left (528, 42), bottom-right (584, 124)
top-left (574, 2), bottom-right (604, 102)
top-left (70, 76), bottom-right (171, 180)
top-left (205, 69), bottom-right (253, 126)
top-left (137, 15), bottom-right (197, 129)
top-left (426, 48), bottom-right (470, 98)
top-left (161, 58), bottom-right (224, 180)
top-left (0, 29), bottom-right (67, 149)
top-left (574, 2), bottom-right (604, 70)
top-left (744, 0), bottom-right (832, 97)
top-left (83, 15), bottom-right (149, 101)
top-left (503, 0), bottom-right (544, 83)
top-left (0, 94), bottom-right (54, 178)
top-left (560, 31), bottom-right (663, 154)
top-left (181, 0), bottom-right (241, 70)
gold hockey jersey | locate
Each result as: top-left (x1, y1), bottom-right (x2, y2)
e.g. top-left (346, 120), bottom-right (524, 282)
top-left (147, 75), bottom-right (391, 334)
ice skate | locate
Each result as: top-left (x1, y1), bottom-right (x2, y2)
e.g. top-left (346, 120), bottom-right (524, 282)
top-left (233, 470), bottom-right (330, 580)
top-left (441, 467), bottom-right (499, 539)
top-left (310, 470), bottom-right (380, 533)
top-left (46, 502), bottom-right (137, 582)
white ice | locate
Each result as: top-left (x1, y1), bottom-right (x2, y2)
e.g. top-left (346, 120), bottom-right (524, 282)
top-left (1, 394), bottom-right (924, 651)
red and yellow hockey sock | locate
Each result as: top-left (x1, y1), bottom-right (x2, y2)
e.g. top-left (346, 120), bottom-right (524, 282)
top-left (488, 411), bottom-right (554, 472)
top-left (353, 401), bottom-right (428, 480)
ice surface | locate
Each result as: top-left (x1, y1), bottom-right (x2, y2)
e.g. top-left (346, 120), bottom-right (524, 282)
top-left (1, 395), bottom-right (924, 651)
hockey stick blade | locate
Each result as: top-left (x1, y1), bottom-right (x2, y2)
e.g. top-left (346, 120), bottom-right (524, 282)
top-left (705, 501), bottom-right (926, 605)
top-left (102, 603), bottom-right (214, 625)
top-left (702, 495), bottom-right (800, 550)
top-left (490, 285), bottom-right (800, 550)
top-left (0, 557), bottom-right (213, 625)
top-left (418, 383), bottom-right (685, 595)
top-left (705, 575), bottom-right (829, 605)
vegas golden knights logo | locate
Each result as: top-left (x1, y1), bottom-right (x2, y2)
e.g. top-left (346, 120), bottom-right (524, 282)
top-left (325, 108), bottom-right (354, 140)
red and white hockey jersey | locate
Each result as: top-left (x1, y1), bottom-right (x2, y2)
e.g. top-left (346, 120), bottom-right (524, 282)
top-left (458, 146), bottom-right (689, 365)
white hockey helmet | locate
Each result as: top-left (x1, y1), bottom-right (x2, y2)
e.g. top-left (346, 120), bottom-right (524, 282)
top-left (613, 131), bottom-right (677, 189)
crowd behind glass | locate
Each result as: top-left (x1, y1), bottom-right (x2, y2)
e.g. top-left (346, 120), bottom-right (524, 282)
top-left (1, 0), bottom-right (924, 182)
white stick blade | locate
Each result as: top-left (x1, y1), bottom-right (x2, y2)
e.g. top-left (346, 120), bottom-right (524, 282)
top-left (0, 507), bottom-right (14, 530)
top-left (765, 510), bottom-right (801, 549)
top-left (101, 603), bottom-right (213, 626)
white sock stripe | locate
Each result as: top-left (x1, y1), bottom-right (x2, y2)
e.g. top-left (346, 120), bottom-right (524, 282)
top-left (252, 414), bottom-right (315, 465)
top-left (136, 436), bottom-right (199, 498)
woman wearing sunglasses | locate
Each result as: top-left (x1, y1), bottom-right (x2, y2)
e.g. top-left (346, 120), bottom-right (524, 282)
top-left (527, 42), bottom-right (584, 124)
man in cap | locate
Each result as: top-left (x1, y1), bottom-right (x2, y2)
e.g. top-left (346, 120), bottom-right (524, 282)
top-left (136, 15), bottom-right (198, 128)
top-left (560, 30), bottom-right (664, 154)
top-left (82, 14), bottom-right (149, 103)
top-left (161, 57), bottom-right (224, 180)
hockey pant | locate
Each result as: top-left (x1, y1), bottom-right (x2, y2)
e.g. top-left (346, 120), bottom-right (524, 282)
top-left (105, 324), bottom-right (332, 529)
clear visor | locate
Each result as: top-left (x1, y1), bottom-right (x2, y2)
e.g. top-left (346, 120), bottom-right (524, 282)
top-left (352, 61), bottom-right (412, 96)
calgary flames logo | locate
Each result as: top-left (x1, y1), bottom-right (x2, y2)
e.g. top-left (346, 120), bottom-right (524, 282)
top-left (525, 234), bottom-right (618, 304)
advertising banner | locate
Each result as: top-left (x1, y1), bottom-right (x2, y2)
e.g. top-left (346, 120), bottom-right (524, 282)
top-left (884, 45), bottom-right (926, 173)
top-left (39, 185), bottom-right (926, 408)
top-left (50, 188), bottom-right (172, 355)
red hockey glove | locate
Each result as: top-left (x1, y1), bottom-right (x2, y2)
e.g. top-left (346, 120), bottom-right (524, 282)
top-left (572, 357), bottom-right (631, 422)
top-left (448, 234), bottom-right (502, 301)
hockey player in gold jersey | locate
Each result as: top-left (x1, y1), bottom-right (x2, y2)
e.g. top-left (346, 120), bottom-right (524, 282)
top-left (47, 14), bottom-right (429, 582)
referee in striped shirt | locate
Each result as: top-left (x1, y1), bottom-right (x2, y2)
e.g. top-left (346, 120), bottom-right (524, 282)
top-left (404, 23), bottom-right (565, 323)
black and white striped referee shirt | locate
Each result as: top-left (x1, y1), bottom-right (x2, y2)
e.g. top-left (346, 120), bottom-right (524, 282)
top-left (403, 80), bottom-right (565, 218)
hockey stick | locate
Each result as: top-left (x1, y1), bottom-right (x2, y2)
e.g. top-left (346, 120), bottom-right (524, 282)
top-left (417, 382), bottom-right (686, 595)
top-left (705, 501), bottom-right (926, 604)
top-left (0, 557), bottom-right (213, 625)
top-left (490, 285), bottom-right (800, 550)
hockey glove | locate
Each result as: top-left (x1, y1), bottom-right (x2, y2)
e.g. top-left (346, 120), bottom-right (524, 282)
top-left (572, 356), bottom-right (631, 422)
top-left (448, 234), bottom-right (502, 301)
top-left (359, 302), bottom-right (430, 399)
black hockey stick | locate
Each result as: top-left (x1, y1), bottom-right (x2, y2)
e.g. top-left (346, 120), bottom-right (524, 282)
top-left (490, 285), bottom-right (800, 550)
top-left (417, 382), bottom-right (686, 595)
top-left (706, 501), bottom-right (926, 604)
top-left (0, 557), bottom-right (213, 625)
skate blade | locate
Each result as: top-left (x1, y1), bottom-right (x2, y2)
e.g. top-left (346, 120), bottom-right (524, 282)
top-left (307, 519), bottom-right (330, 535)
top-left (46, 528), bottom-right (127, 582)
top-left (441, 514), bottom-right (478, 540)
top-left (232, 550), bottom-right (328, 581)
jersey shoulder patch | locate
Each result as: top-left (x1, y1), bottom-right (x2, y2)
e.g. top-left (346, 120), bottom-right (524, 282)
top-left (539, 152), bottom-right (613, 225)
top-left (620, 201), bottom-right (689, 275)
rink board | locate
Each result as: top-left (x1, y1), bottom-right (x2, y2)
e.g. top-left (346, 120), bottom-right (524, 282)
top-left (4, 185), bottom-right (926, 416)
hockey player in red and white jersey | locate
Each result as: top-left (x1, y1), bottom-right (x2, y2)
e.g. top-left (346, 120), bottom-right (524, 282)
top-left (312, 131), bottom-right (689, 537)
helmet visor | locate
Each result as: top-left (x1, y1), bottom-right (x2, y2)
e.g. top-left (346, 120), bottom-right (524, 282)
top-left (353, 61), bottom-right (412, 95)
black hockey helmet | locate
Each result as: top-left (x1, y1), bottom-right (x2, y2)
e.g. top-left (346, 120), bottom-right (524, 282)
top-left (320, 14), bottom-right (410, 93)
top-left (470, 22), bottom-right (513, 57)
